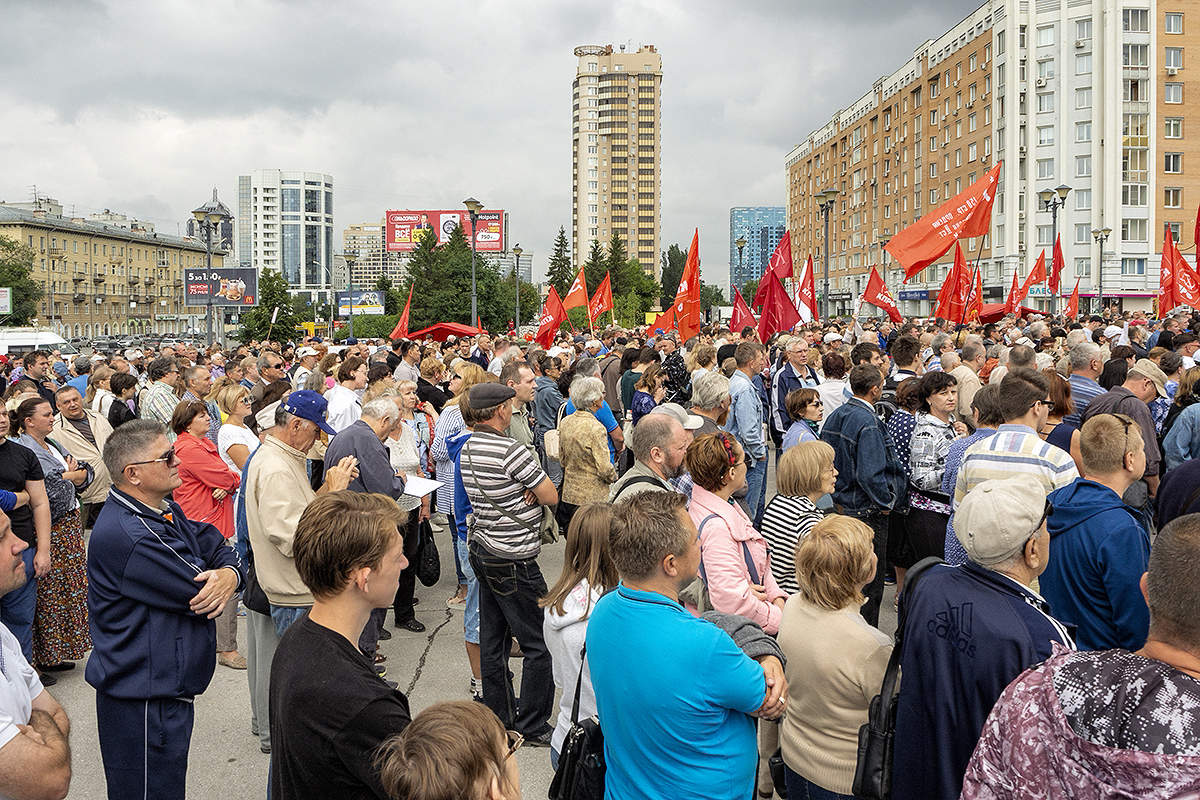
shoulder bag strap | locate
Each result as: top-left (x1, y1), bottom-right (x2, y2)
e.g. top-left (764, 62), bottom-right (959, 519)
top-left (695, 513), bottom-right (722, 585)
top-left (570, 643), bottom-right (588, 724)
top-left (741, 540), bottom-right (761, 586)
top-left (464, 444), bottom-right (538, 534)
top-left (556, 401), bottom-right (567, 427)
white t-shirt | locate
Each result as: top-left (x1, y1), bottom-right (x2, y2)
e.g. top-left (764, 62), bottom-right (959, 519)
top-left (0, 621), bottom-right (43, 756)
top-left (324, 384), bottom-right (362, 433)
top-left (217, 423), bottom-right (260, 474)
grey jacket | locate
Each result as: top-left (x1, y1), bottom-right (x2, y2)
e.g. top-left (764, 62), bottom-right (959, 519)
top-left (323, 420), bottom-right (405, 499)
top-left (701, 611), bottom-right (786, 666)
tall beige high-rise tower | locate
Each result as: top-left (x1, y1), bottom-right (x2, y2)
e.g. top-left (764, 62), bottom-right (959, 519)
top-left (571, 44), bottom-right (662, 279)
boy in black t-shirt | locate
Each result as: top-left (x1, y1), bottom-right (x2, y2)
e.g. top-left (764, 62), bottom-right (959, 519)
top-left (269, 491), bottom-right (412, 800)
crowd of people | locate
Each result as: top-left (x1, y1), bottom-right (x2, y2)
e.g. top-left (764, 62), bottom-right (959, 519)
top-left (0, 307), bottom-right (1199, 798)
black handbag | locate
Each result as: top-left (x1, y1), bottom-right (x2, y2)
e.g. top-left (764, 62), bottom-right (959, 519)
top-left (415, 519), bottom-right (440, 587)
top-left (852, 556), bottom-right (943, 800)
top-left (547, 644), bottom-right (605, 800)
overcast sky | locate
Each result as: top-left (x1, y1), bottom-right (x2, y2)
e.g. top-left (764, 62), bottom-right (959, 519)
top-left (0, 0), bottom-right (981, 291)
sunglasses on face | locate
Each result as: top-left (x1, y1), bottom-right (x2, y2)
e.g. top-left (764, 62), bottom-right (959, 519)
top-left (127, 447), bottom-right (178, 469)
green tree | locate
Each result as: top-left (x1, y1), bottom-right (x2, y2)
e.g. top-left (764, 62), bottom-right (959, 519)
top-left (398, 223), bottom-right (478, 331)
top-left (374, 275), bottom-right (404, 315)
top-left (0, 236), bottom-right (43, 326)
top-left (334, 314), bottom-right (401, 341)
top-left (700, 283), bottom-right (727, 310)
top-left (659, 243), bottom-right (687, 308)
top-left (493, 273), bottom-right (542, 331)
top-left (613, 292), bottom-right (645, 328)
top-left (546, 226), bottom-right (573, 297)
top-left (741, 278), bottom-right (759, 303)
top-left (599, 231), bottom-right (628, 295)
top-left (582, 239), bottom-right (605, 295)
top-left (237, 268), bottom-right (304, 342)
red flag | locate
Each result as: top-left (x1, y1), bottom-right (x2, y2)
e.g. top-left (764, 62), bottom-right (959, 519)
top-left (886, 163), bottom-right (1002, 280)
top-left (1004, 269), bottom-right (1021, 315)
top-left (797, 255), bottom-right (818, 321)
top-left (1064, 278), bottom-right (1080, 319)
top-left (1194, 201), bottom-right (1200, 253)
top-left (860, 266), bottom-right (902, 323)
top-left (934, 243), bottom-right (972, 321)
top-left (731, 288), bottom-right (758, 331)
top-left (649, 306), bottom-right (676, 334)
top-left (751, 231), bottom-right (793, 309)
top-left (1014, 250), bottom-right (1047, 308)
top-left (757, 276), bottom-right (801, 342)
top-left (1174, 251), bottom-right (1200, 312)
top-left (1161, 225), bottom-right (1179, 314)
top-left (588, 272), bottom-right (613, 323)
top-left (1051, 235), bottom-right (1066, 295)
top-left (563, 267), bottom-right (588, 310)
top-left (671, 228), bottom-right (703, 341)
top-left (965, 268), bottom-right (983, 323)
top-left (388, 282), bottom-right (415, 340)
top-left (535, 287), bottom-right (568, 348)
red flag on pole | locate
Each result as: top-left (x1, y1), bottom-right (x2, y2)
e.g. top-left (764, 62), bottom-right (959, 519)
top-left (563, 267), bottom-right (589, 311)
top-left (1174, 251), bottom-right (1200, 312)
top-left (388, 282), bottom-right (415, 340)
top-left (1161, 225), bottom-right (1179, 314)
top-left (886, 162), bottom-right (1002, 280)
top-left (1004, 269), bottom-right (1021, 315)
top-left (757, 276), bottom-right (801, 342)
top-left (671, 228), bottom-right (703, 341)
top-left (535, 287), bottom-right (568, 349)
top-left (1050, 235), bottom-right (1065, 295)
top-left (1014, 250), bottom-right (1047, 308)
top-left (649, 306), bottom-right (676, 335)
top-left (1064, 278), bottom-right (1080, 319)
top-left (588, 272), bottom-right (613, 323)
top-left (751, 231), bottom-right (793, 309)
top-left (965, 268), bottom-right (983, 323)
top-left (797, 255), bottom-right (818, 321)
top-left (934, 243), bottom-right (972, 322)
top-left (860, 266), bottom-right (902, 323)
top-left (731, 288), bottom-right (757, 331)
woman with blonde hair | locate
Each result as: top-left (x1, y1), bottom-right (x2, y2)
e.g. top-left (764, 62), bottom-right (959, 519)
top-left (541, 503), bottom-right (617, 767)
top-left (214, 383), bottom-right (258, 473)
top-left (630, 361), bottom-right (666, 425)
top-left (556, 376), bottom-right (617, 530)
top-left (377, 701), bottom-right (522, 800)
top-left (778, 514), bottom-right (891, 800)
top-left (86, 365), bottom-right (116, 417)
top-left (686, 342), bottom-right (717, 382)
top-left (761, 441), bottom-right (836, 594)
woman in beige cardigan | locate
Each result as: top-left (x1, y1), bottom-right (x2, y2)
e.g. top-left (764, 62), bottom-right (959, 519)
top-left (777, 514), bottom-right (893, 800)
top-left (556, 376), bottom-right (617, 531)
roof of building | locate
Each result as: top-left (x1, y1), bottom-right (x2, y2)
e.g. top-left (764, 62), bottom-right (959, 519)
top-left (0, 205), bottom-right (220, 254)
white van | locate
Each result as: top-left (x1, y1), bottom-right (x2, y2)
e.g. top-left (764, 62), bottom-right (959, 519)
top-left (0, 328), bottom-right (79, 357)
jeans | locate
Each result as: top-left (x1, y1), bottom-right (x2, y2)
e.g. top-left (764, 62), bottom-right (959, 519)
top-left (455, 537), bottom-right (480, 644)
top-left (0, 548), bottom-right (36, 662)
top-left (245, 609), bottom-right (278, 751)
top-left (269, 605), bottom-right (310, 638)
top-left (744, 454), bottom-right (769, 529)
top-left (468, 541), bottom-right (553, 737)
top-left (358, 608), bottom-right (387, 658)
top-left (432, 512), bottom-right (465, 586)
top-left (783, 766), bottom-right (854, 800)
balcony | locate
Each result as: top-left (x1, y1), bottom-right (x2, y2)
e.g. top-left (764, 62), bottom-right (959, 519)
top-left (72, 293), bottom-right (86, 303)
top-left (72, 274), bottom-right (86, 284)
top-left (127, 276), bottom-right (138, 285)
top-left (48, 246), bottom-right (65, 259)
top-left (144, 276), bottom-right (155, 286)
top-left (92, 275), bottom-right (105, 284)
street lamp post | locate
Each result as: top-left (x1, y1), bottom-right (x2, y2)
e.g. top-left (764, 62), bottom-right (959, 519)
top-left (1038, 184), bottom-right (1072, 316)
top-left (463, 197), bottom-right (483, 328)
top-left (512, 244), bottom-right (523, 331)
top-left (735, 236), bottom-right (746, 290)
top-left (1091, 226), bottom-right (1112, 313)
top-left (815, 188), bottom-right (839, 319)
top-left (191, 188), bottom-right (231, 346)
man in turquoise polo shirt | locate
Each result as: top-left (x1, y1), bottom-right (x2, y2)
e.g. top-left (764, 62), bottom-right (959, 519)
top-left (587, 491), bottom-right (786, 800)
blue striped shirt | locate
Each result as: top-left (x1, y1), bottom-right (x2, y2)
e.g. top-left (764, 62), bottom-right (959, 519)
top-left (1065, 373), bottom-right (1105, 427)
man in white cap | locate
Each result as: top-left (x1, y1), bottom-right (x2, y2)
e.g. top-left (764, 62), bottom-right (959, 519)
top-left (648, 402), bottom-right (703, 497)
top-left (290, 346), bottom-right (320, 391)
top-left (892, 475), bottom-right (1073, 800)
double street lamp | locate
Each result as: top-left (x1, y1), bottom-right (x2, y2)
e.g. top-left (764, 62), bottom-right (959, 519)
top-left (1091, 226), bottom-right (1112, 312)
top-left (1038, 184), bottom-right (1072, 315)
top-left (512, 244), bottom-right (523, 331)
top-left (191, 188), bottom-right (232, 346)
top-left (463, 197), bottom-right (483, 328)
top-left (735, 235), bottom-right (746, 288)
top-left (814, 188), bottom-right (839, 319)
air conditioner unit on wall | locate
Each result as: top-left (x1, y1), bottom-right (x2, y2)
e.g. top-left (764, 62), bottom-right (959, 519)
top-left (1167, 67), bottom-right (1179, 76)
top-left (1035, 77), bottom-right (1047, 87)
top-left (1075, 39), bottom-right (1086, 48)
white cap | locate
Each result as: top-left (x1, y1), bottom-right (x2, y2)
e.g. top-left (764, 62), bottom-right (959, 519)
top-left (823, 332), bottom-right (843, 343)
top-left (1104, 325), bottom-right (1124, 341)
top-left (297, 346), bottom-right (319, 358)
top-left (586, 339), bottom-right (602, 349)
top-left (547, 346), bottom-right (566, 358)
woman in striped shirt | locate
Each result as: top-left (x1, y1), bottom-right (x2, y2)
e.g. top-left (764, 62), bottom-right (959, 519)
top-left (760, 441), bottom-right (837, 595)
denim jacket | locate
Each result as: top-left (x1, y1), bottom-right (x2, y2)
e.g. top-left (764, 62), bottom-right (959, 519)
top-left (820, 397), bottom-right (907, 516)
top-left (725, 371), bottom-right (766, 460)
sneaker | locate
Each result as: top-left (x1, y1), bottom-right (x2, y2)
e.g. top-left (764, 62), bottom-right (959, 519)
top-left (378, 627), bottom-right (392, 641)
top-left (39, 662), bottom-right (75, 672)
top-left (260, 744), bottom-right (271, 754)
top-left (375, 663), bottom-right (388, 678)
top-left (395, 618), bottom-right (426, 633)
top-left (525, 729), bottom-right (554, 748)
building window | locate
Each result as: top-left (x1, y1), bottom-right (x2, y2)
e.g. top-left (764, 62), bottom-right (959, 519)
top-left (1076, 155), bottom-right (1092, 177)
top-left (1122, 218), bottom-right (1148, 242)
top-left (1165, 83), bottom-right (1184, 103)
top-left (1122, 258), bottom-right (1146, 276)
top-left (1167, 222), bottom-right (1183, 242)
top-left (1037, 93), bottom-right (1055, 112)
top-left (1123, 184), bottom-right (1148, 206)
top-left (1075, 188), bottom-right (1091, 210)
top-left (1076, 87), bottom-right (1092, 109)
top-left (968, 113), bottom-right (977, 132)
top-left (1166, 47), bottom-right (1184, 69)
top-left (1165, 187), bottom-right (1183, 208)
top-left (1075, 223), bottom-right (1091, 245)
top-left (1166, 12), bottom-right (1183, 34)
top-left (1075, 18), bottom-right (1093, 40)
top-left (1037, 25), bottom-right (1055, 47)
top-left (1076, 121), bottom-right (1092, 142)
top-left (968, 142), bottom-right (977, 161)
top-left (1123, 44), bottom-right (1149, 66)
top-left (1037, 159), bottom-right (1055, 179)
top-left (1123, 9), bottom-right (1149, 32)
top-left (1076, 53), bottom-right (1092, 74)
top-left (1165, 117), bottom-right (1183, 138)
top-left (997, 30), bottom-right (1006, 55)
top-left (1038, 126), bottom-right (1055, 145)
top-left (1037, 225), bottom-right (1054, 246)
top-left (929, 136), bottom-right (937, 152)
top-left (1038, 59), bottom-right (1055, 79)
top-left (1166, 152), bottom-right (1183, 173)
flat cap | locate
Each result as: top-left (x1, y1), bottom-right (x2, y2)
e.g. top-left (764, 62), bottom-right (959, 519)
top-left (467, 383), bottom-right (516, 409)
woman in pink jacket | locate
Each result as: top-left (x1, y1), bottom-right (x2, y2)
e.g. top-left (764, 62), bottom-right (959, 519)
top-left (686, 431), bottom-right (787, 634)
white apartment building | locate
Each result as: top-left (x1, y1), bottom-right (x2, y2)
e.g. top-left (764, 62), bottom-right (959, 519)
top-left (236, 169), bottom-right (334, 303)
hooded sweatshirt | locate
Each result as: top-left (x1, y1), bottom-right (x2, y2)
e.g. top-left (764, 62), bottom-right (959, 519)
top-left (1042, 479), bottom-right (1150, 651)
top-left (963, 645), bottom-right (1200, 799)
top-left (447, 430), bottom-right (473, 542)
top-left (543, 578), bottom-right (601, 753)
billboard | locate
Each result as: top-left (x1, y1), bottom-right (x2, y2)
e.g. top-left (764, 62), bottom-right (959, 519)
top-left (184, 267), bottom-right (258, 307)
top-left (385, 209), bottom-right (506, 253)
top-left (337, 290), bottom-right (385, 317)
top-left (0, 288), bottom-right (11, 315)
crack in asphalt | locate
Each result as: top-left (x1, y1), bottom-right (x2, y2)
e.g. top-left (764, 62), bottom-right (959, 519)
top-left (405, 608), bottom-right (456, 696)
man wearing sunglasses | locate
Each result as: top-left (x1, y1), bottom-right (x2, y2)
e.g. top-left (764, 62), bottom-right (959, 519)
top-left (87, 420), bottom-right (245, 800)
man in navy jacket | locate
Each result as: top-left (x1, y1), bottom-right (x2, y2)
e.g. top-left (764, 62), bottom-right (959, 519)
top-left (87, 420), bottom-right (244, 800)
top-left (892, 476), bottom-right (1073, 800)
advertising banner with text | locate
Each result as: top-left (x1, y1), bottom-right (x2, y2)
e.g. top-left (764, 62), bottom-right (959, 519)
top-left (184, 267), bottom-right (258, 307)
top-left (336, 290), bottom-right (386, 317)
top-left (385, 209), bottom-right (506, 253)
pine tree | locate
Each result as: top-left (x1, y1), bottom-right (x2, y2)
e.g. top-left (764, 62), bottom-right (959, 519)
top-left (582, 239), bottom-right (605, 296)
top-left (659, 243), bottom-right (687, 308)
top-left (545, 226), bottom-right (573, 297)
top-left (602, 231), bottom-right (628, 295)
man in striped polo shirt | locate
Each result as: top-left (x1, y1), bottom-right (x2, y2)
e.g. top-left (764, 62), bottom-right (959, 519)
top-left (460, 383), bottom-right (559, 745)
top-left (946, 368), bottom-right (1079, 565)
